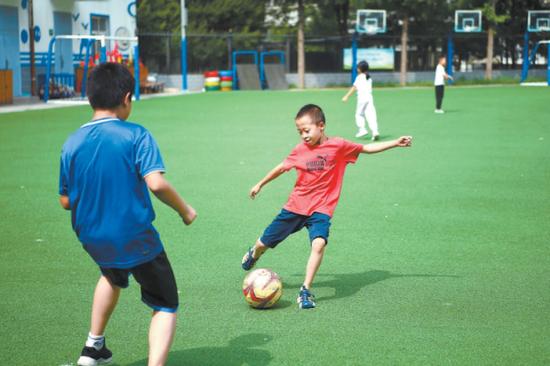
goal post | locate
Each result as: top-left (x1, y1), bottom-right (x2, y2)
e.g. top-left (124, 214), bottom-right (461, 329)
top-left (521, 40), bottom-right (550, 86)
top-left (521, 11), bottom-right (550, 85)
top-left (44, 35), bottom-right (140, 103)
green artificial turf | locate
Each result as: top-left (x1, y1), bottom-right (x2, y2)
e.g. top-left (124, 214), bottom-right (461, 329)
top-left (1, 85), bottom-right (549, 365)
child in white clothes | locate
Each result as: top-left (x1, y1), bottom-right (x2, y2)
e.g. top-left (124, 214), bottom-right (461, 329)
top-left (434, 55), bottom-right (453, 114)
top-left (342, 61), bottom-right (379, 141)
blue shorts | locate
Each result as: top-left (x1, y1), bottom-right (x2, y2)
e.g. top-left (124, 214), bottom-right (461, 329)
top-left (260, 209), bottom-right (331, 248)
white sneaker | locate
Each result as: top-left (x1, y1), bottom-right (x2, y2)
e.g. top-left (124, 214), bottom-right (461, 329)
top-left (371, 134), bottom-right (380, 141)
top-left (355, 129), bottom-right (368, 138)
top-left (434, 109), bottom-right (445, 114)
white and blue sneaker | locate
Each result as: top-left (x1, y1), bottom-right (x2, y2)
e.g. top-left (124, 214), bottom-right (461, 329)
top-left (77, 342), bottom-right (112, 365)
top-left (241, 247), bottom-right (258, 271)
top-left (297, 286), bottom-right (316, 309)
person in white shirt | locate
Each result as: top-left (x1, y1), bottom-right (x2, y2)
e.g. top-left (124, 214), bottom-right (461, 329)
top-left (342, 61), bottom-right (379, 140)
top-left (434, 55), bottom-right (453, 114)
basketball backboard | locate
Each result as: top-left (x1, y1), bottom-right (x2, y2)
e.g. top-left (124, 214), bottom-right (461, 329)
top-left (356, 10), bottom-right (386, 34)
top-left (455, 10), bottom-right (482, 33)
top-left (528, 10), bottom-right (550, 32)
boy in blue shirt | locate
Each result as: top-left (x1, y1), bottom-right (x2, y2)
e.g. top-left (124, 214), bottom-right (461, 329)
top-left (59, 62), bottom-right (196, 366)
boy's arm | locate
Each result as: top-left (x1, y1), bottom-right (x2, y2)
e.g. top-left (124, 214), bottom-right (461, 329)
top-left (444, 72), bottom-right (453, 81)
top-left (59, 195), bottom-right (70, 210)
top-left (250, 162), bottom-right (287, 199)
top-left (341, 85), bottom-right (356, 102)
top-left (361, 136), bottom-right (412, 154)
top-left (145, 171), bottom-right (197, 225)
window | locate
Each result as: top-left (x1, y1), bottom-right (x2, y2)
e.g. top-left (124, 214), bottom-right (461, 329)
top-left (91, 15), bottom-right (109, 36)
top-left (90, 14), bottom-right (109, 57)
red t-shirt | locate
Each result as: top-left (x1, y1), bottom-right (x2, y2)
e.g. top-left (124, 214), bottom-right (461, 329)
top-left (282, 137), bottom-right (364, 217)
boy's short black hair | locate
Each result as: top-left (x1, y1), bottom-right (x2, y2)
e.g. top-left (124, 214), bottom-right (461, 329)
top-left (87, 62), bottom-right (135, 109)
top-left (439, 55), bottom-right (447, 60)
top-left (295, 104), bottom-right (326, 125)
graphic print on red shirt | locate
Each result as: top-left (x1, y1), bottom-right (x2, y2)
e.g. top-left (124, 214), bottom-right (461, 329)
top-left (282, 137), bottom-right (363, 217)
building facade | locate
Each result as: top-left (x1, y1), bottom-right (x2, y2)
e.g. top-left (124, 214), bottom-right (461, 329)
top-left (0, 0), bottom-right (136, 97)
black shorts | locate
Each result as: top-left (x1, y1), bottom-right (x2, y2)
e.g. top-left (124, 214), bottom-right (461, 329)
top-left (100, 251), bottom-right (179, 313)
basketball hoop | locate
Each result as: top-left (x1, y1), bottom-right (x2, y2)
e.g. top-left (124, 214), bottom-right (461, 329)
top-left (454, 10), bottom-right (482, 33)
top-left (364, 24), bottom-right (378, 35)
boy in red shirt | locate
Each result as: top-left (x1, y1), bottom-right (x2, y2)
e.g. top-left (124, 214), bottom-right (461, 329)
top-left (242, 104), bottom-right (412, 309)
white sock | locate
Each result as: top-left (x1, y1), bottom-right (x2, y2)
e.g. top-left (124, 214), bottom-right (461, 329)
top-left (86, 333), bottom-right (105, 350)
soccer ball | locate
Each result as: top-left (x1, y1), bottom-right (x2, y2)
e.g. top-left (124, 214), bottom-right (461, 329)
top-left (242, 268), bottom-right (283, 309)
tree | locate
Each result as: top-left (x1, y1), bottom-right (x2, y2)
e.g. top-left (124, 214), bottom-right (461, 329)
top-left (482, 0), bottom-right (509, 79)
top-left (137, 0), bottom-right (182, 71)
top-left (365, 0), bottom-right (449, 85)
top-left (267, 0), bottom-right (316, 87)
top-left (497, 0), bottom-right (544, 69)
top-left (331, 0), bottom-right (351, 38)
top-left (297, 0), bottom-right (306, 88)
top-left (138, 0), bottom-right (267, 72)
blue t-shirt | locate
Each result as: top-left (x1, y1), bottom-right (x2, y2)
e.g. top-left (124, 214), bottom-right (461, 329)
top-left (59, 117), bottom-right (165, 268)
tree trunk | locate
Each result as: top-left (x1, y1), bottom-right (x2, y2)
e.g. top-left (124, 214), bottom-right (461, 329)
top-left (297, 0), bottom-right (305, 89)
top-left (511, 37), bottom-right (516, 69)
top-left (333, 1), bottom-right (350, 38)
top-left (400, 16), bottom-right (408, 86)
top-left (485, 25), bottom-right (494, 79)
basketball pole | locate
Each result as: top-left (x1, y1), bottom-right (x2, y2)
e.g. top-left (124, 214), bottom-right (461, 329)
top-left (447, 34), bottom-right (454, 84)
top-left (521, 32), bottom-right (529, 82)
top-left (180, 0), bottom-right (188, 92)
top-left (351, 32), bottom-right (358, 83)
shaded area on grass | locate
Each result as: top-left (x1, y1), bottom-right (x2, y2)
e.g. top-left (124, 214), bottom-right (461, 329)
top-left (127, 334), bottom-right (273, 366)
top-left (286, 270), bottom-right (459, 302)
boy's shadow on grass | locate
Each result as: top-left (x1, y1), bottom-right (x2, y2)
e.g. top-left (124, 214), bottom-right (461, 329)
top-left (286, 270), bottom-right (458, 301)
top-left (127, 333), bottom-right (273, 366)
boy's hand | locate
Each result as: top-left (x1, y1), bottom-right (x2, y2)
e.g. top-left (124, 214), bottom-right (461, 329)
top-left (249, 184), bottom-right (262, 199)
top-left (181, 203), bottom-right (197, 225)
top-left (396, 136), bottom-right (413, 147)
top-left (59, 195), bottom-right (70, 210)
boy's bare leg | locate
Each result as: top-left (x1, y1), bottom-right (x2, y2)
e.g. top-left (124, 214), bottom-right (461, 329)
top-left (252, 239), bottom-right (269, 259)
top-left (303, 238), bottom-right (327, 289)
top-left (242, 239), bottom-right (269, 270)
top-left (90, 275), bottom-right (121, 336)
top-left (148, 311), bottom-right (177, 366)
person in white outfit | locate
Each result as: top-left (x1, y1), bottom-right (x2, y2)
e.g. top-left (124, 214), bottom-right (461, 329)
top-left (434, 55), bottom-right (453, 114)
top-left (342, 61), bottom-right (379, 141)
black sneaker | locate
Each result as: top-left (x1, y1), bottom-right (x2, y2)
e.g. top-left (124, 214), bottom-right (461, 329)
top-left (77, 343), bottom-right (113, 365)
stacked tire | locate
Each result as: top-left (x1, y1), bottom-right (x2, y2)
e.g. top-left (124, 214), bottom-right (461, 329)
top-left (219, 70), bottom-right (233, 91)
top-left (204, 71), bottom-right (220, 91)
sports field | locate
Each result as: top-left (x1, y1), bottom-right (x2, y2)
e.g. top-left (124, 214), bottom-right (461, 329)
top-left (1, 85), bottom-right (549, 365)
